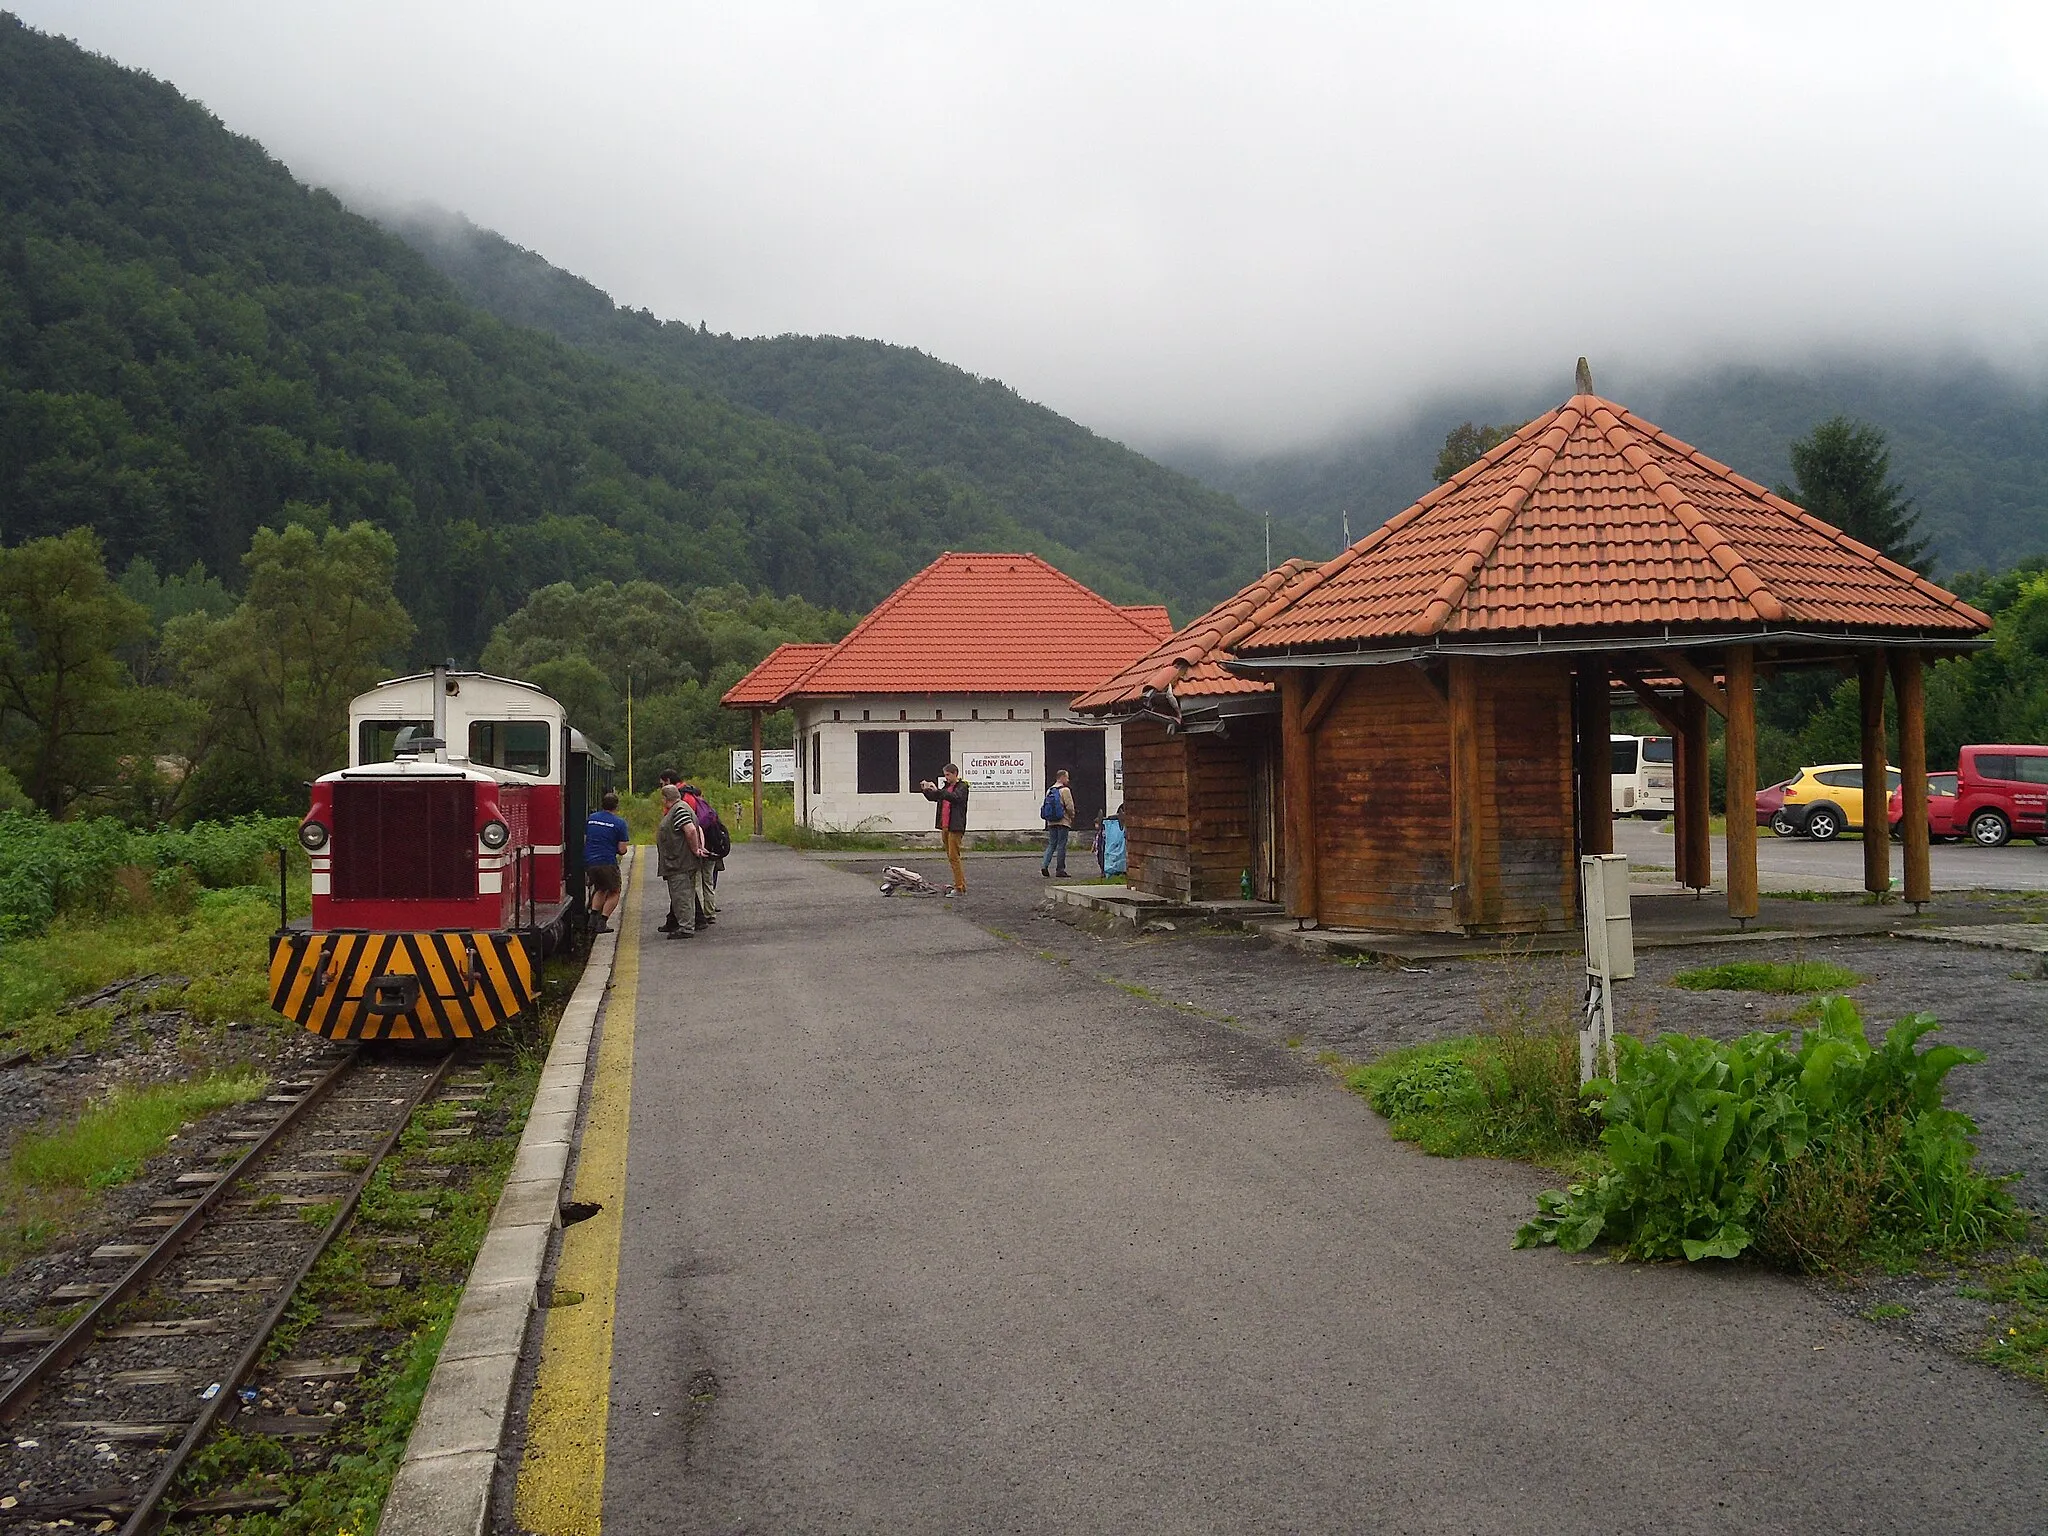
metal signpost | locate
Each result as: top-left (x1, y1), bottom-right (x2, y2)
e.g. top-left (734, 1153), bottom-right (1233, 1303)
top-left (1580, 852), bottom-right (1633, 1083)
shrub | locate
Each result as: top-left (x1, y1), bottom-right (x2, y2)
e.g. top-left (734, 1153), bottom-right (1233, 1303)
top-left (1515, 998), bottom-right (2021, 1267)
top-left (0, 812), bottom-right (297, 940)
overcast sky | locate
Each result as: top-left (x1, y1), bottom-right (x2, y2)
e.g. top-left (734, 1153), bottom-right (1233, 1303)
top-left (21, 2), bottom-right (2048, 449)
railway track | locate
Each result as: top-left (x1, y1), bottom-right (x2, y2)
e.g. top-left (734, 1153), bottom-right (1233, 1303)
top-left (0, 1047), bottom-right (483, 1531)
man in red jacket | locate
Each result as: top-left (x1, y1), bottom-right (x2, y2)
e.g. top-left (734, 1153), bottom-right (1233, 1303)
top-left (919, 762), bottom-right (970, 896)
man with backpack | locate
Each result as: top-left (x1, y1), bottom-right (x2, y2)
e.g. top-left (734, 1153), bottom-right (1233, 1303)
top-left (1040, 769), bottom-right (1075, 879)
top-left (656, 784), bottom-right (710, 940)
top-left (681, 782), bottom-right (729, 923)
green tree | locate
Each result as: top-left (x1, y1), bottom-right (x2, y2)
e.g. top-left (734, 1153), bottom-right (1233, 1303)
top-left (0, 529), bottom-right (152, 811)
top-left (169, 522), bottom-right (413, 814)
top-left (1779, 416), bottom-right (1929, 572)
top-left (1433, 422), bottom-right (1521, 483)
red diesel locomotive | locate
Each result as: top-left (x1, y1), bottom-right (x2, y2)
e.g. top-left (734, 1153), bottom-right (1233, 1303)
top-left (268, 668), bottom-right (614, 1042)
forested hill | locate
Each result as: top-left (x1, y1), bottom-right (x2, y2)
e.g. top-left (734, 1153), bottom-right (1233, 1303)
top-left (382, 207), bottom-right (1265, 616)
top-left (1173, 364), bottom-right (2048, 579)
top-left (0, 19), bottom-right (1255, 662)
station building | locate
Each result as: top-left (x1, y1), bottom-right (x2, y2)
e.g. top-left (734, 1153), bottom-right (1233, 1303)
top-left (723, 553), bottom-right (1174, 836)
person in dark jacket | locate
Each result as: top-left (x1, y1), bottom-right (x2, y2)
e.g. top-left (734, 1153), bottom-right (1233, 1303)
top-left (919, 762), bottom-right (970, 896)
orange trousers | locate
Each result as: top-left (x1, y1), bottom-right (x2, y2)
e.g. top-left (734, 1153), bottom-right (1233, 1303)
top-left (943, 830), bottom-right (966, 892)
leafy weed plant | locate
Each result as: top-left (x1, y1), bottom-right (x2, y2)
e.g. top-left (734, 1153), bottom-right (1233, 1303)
top-left (1515, 998), bottom-right (2022, 1268)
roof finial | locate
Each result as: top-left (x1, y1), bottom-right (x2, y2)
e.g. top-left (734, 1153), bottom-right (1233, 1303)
top-left (1574, 356), bottom-right (1593, 396)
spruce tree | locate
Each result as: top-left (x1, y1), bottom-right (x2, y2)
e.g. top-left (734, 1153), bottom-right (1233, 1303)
top-left (1780, 416), bottom-right (1929, 572)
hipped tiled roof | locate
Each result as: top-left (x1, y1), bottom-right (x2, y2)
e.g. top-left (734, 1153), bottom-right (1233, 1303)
top-left (1234, 394), bottom-right (1990, 654)
top-left (723, 553), bottom-right (1174, 706)
top-left (1073, 560), bottom-right (1322, 714)
top-left (720, 643), bottom-right (837, 709)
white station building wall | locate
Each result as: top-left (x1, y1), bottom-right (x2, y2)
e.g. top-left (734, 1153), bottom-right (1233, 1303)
top-left (790, 693), bottom-right (1126, 834)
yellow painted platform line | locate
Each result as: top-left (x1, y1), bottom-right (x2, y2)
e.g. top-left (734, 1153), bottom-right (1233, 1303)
top-left (515, 855), bottom-right (642, 1536)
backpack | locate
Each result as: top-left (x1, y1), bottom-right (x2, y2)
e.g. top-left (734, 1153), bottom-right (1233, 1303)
top-left (1040, 785), bottom-right (1066, 822)
top-left (688, 794), bottom-right (732, 858)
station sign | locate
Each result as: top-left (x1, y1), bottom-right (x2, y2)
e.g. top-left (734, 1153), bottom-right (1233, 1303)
top-left (962, 750), bottom-right (1033, 790)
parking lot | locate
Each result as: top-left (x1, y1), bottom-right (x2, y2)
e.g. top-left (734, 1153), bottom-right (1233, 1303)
top-left (1615, 815), bottom-right (2048, 892)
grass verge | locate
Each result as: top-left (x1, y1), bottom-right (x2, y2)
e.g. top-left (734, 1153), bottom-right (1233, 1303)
top-left (0, 877), bottom-right (308, 1058)
top-left (1671, 959), bottom-right (1863, 994)
top-left (0, 1069), bottom-right (268, 1273)
top-left (1974, 1257), bottom-right (2048, 1381)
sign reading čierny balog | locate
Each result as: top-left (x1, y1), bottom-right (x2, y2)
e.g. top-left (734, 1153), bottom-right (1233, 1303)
top-left (961, 751), bottom-right (1032, 790)
top-left (730, 749), bottom-right (798, 784)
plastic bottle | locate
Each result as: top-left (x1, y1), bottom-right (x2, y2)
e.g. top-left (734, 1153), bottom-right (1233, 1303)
top-left (1240, 869), bottom-right (1252, 900)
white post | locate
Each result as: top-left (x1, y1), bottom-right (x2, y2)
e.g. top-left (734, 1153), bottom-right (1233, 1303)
top-left (1580, 852), bottom-right (1634, 1083)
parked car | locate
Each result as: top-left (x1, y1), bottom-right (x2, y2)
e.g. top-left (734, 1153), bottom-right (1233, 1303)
top-left (1940, 744), bottom-right (2048, 847)
top-left (1756, 779), bottom-right (1794, 836)
top-left (1778, 762), bottom-right (1901, 840)
top-left (1886, 772), bottom-right (1960, 841)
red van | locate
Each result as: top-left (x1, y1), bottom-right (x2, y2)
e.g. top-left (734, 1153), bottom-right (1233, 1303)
top-left (1939, 745), bottom-right (2048, 847)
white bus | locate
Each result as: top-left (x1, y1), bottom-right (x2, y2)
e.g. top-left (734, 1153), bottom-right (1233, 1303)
top-left (1611, 734), bottom-right (1674, 818)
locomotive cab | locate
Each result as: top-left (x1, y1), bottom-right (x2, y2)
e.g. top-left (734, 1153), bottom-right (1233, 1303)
top-left (269, 668), bottom-right (614, 1042)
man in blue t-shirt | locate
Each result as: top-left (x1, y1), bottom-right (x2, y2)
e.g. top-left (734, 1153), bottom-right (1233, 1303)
top-left (583, 791), bottom-right (631, 933)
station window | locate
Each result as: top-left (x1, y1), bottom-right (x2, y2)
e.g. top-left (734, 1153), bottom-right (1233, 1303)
top-left (810, 732), bottom-right (821, 794)
top-left (358, 719), bottom-right (432, 765)
top-left (856, 731), bottom-right (901, 794)
top-left (908, 731), bottom-right (951, 788)
top-left (469, 720), bottom-right (551, 777)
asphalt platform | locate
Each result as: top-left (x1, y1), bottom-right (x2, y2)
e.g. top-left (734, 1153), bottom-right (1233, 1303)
top-left (517, 842), bottom-right (2048, 1534)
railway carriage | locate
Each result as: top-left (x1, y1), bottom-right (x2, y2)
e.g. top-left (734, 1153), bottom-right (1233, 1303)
top-left (268, 668), bottom-right (614, 1042)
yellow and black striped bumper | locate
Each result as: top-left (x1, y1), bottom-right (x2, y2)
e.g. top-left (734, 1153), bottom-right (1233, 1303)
top-left (268, 930), bottom-right (536, 1042)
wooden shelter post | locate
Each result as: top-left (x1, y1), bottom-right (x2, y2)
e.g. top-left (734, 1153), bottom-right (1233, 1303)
top-left (1858, 651), bottom-right (1892, 895)
top-left (1573, 664), bottom-right (1613, 857)
top-left (1723, 646), bottom-right (1759, 922)
top-left (1449, 657), bottom-right (1488, 929)
top-left (1890, 649), bottom-right (1932, 907)
top-left (1678, 691), bottom-right (1712, 890)
top-left (750, 707), bottom-right (765, 836)
top-left (1280, 671), bottom-right (1319, 921)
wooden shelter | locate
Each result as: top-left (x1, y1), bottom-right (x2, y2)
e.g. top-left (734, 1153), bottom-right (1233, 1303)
top-left (1072, 561), bottom-right (1319, 901)
top-left (1224, 368), bottom-right (1991, 934)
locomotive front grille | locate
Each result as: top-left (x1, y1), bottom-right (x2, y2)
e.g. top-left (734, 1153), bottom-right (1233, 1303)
top-left (331, 779), bottom-right (477, 900)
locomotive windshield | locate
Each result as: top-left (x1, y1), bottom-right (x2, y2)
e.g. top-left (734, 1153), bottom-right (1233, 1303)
top-left (358, 718), bottom-right (433, 765)
top-left (469, 720), bottom-right (551, 777)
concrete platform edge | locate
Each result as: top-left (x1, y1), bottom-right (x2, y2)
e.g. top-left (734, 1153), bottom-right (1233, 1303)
top-left (376, 851), bottom-right (630, 1536)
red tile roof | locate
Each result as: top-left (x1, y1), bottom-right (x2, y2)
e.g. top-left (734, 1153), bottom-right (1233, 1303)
top-left (721, 643), bottom-right (838, 709)
top-left (1234, 394), bottom-right (1990, 654)
top-left (724, 553), bottom-right (1175, 705)
top-left (1074, 560), bottom-right (1322, 714)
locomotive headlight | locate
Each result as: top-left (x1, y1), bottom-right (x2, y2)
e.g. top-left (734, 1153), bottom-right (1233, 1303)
top-left (479, 819), bottom-right (510, 850)
top-left (298, 820), bottom-right (329, 852)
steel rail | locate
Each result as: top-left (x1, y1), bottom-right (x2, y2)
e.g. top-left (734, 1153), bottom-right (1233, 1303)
top-left (119, 1050), bottom-right (459, 1535)
top-left (0, 1050), bottom-right (359, 1423)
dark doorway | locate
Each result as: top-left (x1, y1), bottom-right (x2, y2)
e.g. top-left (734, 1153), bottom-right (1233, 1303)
top-left (1044, 729), bottom-right (1108, 830)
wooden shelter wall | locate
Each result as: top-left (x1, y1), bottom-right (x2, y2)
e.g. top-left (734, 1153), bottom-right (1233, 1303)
top-left (1310, 661), bottom-right (1575, 933)
top-left (1120, 719), bottom-right (1190, 900)
top-left (1188, 732), bottom-right (1255, 901)
top-left (1479, 660), bottom-right (1577, 931)
top-left (1313, 670), bottom-right (1457, 930)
